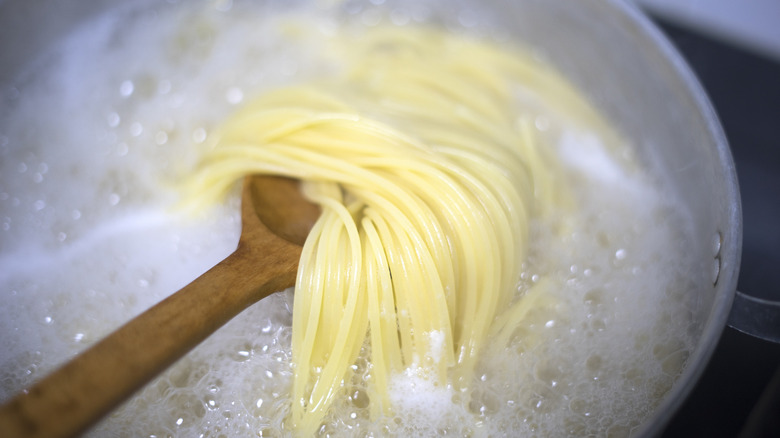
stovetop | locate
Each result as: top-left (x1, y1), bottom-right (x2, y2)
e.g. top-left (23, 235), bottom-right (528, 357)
top-left (650, 17), bottom-right (780, 438)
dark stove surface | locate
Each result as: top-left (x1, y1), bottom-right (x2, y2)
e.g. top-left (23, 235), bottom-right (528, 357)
top-left (651, 17), bottom-right (780, 438)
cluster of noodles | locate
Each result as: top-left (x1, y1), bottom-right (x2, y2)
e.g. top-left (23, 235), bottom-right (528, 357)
top-left (180, 24), bottom-right (595, 435)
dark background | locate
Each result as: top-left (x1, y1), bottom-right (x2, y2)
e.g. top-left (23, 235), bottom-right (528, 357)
top-left (649, 16), bottom-right (780, 438)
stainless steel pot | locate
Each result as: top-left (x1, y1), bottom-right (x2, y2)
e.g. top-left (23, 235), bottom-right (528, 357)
top-left (0, 0), bottom-right (776, 436)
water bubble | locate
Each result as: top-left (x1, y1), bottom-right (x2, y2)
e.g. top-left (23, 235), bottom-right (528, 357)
top-left (108, 194), bottom-right (121, 206)
top-left (534, 116), bottom-right (550, 131)
top-left (33, 200), bottom-right (46, 211)
top-left (614, 249), bottom-right (626, 260)
top-left (33, 173), bottom-right (43, 183)
top-left (155, 131), bottom-right (169, 145)
top-left (120, 80), bottom-right (135, 97)
top-left (17, 162), bottom-right (27, 173)
top-left (711, 257), bottom-right (720, 285)
top-left (193, 127), bottom-right (207, 143)
top-left (351, 389), bottom-right (369, 408)
top-left (585, 355), bottom-right (602, 371)
top-left (225, 87), bottom-right (244, 105)
top-left (711, 232), bottom-right (722, 256)
top-left (57, 232), bottom-right (67, 242)
top-left (390, 9), bottom-right (410, 25)
top-left (107, 112), bottom-right (121, 127)
top-left (130, 122), bottom-right (144, 137)
top-left (234, 350), bottom-right (251, 361)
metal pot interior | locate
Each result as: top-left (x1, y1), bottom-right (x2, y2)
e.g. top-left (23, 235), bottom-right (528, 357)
top-left (0, 0), bottom-right (741, 435)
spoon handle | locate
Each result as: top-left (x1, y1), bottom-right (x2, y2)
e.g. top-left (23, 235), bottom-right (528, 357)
top-left (0, 239), bottom-right (300, 438)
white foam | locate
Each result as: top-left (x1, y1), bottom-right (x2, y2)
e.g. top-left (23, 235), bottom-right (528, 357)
top-left (387, 370), bottom-right (477, 437)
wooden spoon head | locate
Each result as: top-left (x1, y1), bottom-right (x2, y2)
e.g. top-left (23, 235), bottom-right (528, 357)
top-left (241, 175), bottom-right (320, 247)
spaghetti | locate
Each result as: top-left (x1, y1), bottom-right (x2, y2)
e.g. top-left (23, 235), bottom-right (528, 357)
top-left (180, 24), bottom-right (600, 435)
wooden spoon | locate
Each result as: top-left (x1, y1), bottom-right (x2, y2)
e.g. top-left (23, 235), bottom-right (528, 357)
top-left (0, 175), bottom-right (320, 438)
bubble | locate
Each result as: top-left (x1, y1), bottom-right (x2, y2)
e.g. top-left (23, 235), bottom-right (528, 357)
top-left (350, 389), bottom-right (369, 409)
top-left (535, 116), bottom-right (550, 131)
top-left (234, 350), bottom-right (251, 361)
top-left (155, 131), bottom-right (169, 145)
top-left (711, 231), bottom-right (722, 256)
top-left (193, 127), bottom-right (207, 143)
top-left (225, 87), bottom-right (244, 105)
top-left (120, 80), bottom-right (135, 97)
top-left (711, 258), bottom-right (721, 285)
top-left (130, 122), bottom-right (144, 137)
top-left (583, 268), bottom-right (593, 277)
top-left (117, 142), bottom-right (129, 156)
top-left (107, 112), bottom-right (121, 127)
top-left (390, 9), bottom-right (410, 26)
top-left (108, 193), bottom-right (121, 206)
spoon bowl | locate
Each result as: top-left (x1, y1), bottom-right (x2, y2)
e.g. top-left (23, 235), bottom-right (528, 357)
top-left (0, 175), bottom-right (320, 438)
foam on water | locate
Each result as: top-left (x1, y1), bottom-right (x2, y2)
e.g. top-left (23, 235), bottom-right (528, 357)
top-left (0, 1), bottom-right (706, 436)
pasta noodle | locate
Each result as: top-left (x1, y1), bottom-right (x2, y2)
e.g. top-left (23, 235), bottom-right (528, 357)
top-left (179, 24), bottom-right (596, 435)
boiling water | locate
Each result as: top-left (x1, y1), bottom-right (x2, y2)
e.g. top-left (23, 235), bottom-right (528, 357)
top-left (0, 1), bottom-right (705, 436)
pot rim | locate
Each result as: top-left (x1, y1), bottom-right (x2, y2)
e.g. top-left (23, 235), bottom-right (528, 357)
top-left (607, 1), bottom-right (744, 436)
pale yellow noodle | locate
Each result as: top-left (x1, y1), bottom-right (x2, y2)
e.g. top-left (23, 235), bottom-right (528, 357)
top-left (178, 23), bottom-right (620, 436)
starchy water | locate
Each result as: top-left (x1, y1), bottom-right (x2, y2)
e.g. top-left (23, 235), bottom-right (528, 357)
top-left (0, 1), bottom-right (705, 436)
